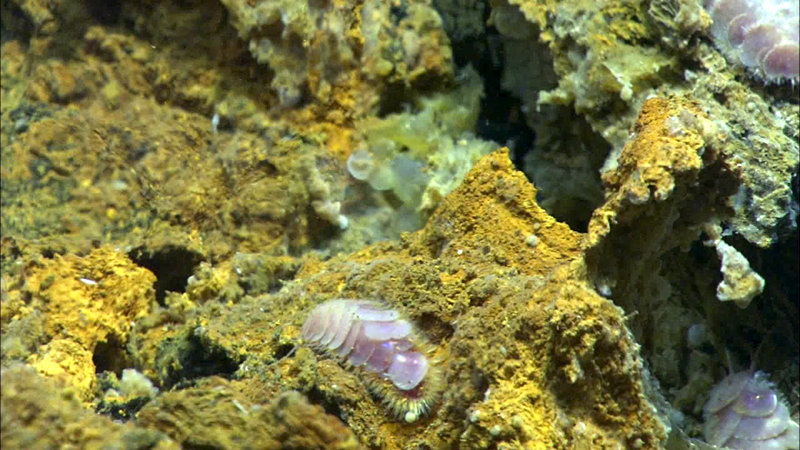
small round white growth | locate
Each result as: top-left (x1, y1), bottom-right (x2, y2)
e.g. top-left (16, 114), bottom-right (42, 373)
top-left (347, 150), bottom-right (374, 181)
top-left (337, 214), bottom-right (349, 230)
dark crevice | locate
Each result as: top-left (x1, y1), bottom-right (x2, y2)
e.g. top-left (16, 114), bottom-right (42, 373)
top-left (306, 385), bottom-right (345, 422)
top-left (129, 245), bottom-right (204, 305)
top-left (155, 329), bottom-right (240, 390)
top-left (447, 14), bottom-right (605, 232)
top-left (453, 27), bottom-right (535, 167)
top-left (416, 311), bottom-right (454, 342)
top-left (183, 444), bottom-right (221, 450)
top-left (86, 0), bottom-right (122, 25)
top-left (95, 393), bottom-right (150, 421)
top-left (0, 0), bottom-right (34, 45)
top-left (274, 343), bottom-right (296, 360)
top-left (93, 335), bottom-right (132, 375)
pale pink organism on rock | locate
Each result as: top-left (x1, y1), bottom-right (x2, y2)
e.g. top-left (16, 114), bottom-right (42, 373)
top-left (301, 299), bottom-right (442, 422)
top-left (705, 0), bottom-right (800, 84)
top-left (704, 370), bottom-right (799, 449)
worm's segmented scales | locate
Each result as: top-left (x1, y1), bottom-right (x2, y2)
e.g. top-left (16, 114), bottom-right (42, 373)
top-left (703, 370), bottom-right (799, 449)
top-left (301, 299), bottom-right (442, 422)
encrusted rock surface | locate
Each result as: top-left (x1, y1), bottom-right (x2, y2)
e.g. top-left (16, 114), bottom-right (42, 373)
top-left (1, 0), bottom-right (796, 448)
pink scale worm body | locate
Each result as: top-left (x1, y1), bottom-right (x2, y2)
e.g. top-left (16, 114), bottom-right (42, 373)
top-left (301, 299), bottom-right (442, 423)
top-left (704, 370), bottom-right (799, 449)
top-left (705, 0), bottom-right (799, 84)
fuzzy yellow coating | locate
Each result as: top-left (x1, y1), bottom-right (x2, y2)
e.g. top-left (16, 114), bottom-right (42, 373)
top-left (6, 246), bottom-right (156, 401)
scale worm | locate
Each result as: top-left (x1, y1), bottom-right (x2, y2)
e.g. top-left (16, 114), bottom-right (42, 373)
top-left (301, 299), bottom-right (442, 423)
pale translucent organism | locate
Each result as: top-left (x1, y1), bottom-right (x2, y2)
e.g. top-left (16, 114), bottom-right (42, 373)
top-left (704, 370), bottom-right (799, 449)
